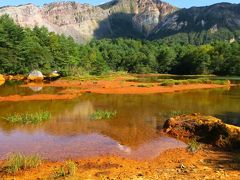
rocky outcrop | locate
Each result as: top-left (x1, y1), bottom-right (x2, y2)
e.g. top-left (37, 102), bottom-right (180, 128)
top-left (163, 114), bottom-right (240, 150)
top-left (133, 0), bottom-right (177, 37)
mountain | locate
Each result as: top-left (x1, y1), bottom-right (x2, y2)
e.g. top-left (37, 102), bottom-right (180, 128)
top-left (150, 2), bottom-right (240, 44)
top-left (0, 1), bottom-right (240, 44)
top-left (0, 0), bottom-right (176, 43)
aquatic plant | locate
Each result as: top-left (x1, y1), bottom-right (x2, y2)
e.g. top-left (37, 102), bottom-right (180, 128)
top-left (159, 110), bottom-right (189, 119)
top-left (90, 110), bottom-right (117, 120)
top-left (53, 161), bottom-right (78, 178)
top-left (3, 153), bottom-right (42, 174)
top-left (187, 139), bottom-right (201, 153)
top-left (3, 111), bottom-right (51, 124)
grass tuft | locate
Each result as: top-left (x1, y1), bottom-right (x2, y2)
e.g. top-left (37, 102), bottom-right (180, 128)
top-left (159, 110), bottom-right (189, 119)
top-left (53, 161), bottom-right (78, 178)
top-left (3, 111), bottom-right (51, 124)
top-left (159, 78), bottom-right (229, 86)
top-left (187, 139), bottom-right (201, 153)
top-left (3, 153), bottom-right (42, 174)
top-left (90, 110), bottom-right (117, 120)
top-left (137, 84), bottom-right (153, 88)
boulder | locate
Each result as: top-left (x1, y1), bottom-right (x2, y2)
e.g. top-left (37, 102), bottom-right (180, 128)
top-left (27, 70), bottom-right (44, 81)
top-left (0, 74), bottom-right (5, 81)
top-left (163, 114), bottom-right (240, 150)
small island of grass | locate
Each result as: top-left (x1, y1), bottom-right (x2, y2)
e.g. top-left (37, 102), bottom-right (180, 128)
top-left (90, 110), bottom-right (117, 120)
top-left (3, 111), bottom-right (51, 124)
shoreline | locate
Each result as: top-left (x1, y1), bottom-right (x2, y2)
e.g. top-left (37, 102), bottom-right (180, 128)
top-left (0, 113), bottom-right (239, 178)
top-left (1, 83), bottom-right (230, 102)
top-left (0, 78), bottom-right (232, 102)
top-left (0, 146), bottom-right (239, 179)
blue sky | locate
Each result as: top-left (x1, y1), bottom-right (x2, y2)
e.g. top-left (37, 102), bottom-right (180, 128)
top-left (0, 0), bottom-right (239, 8)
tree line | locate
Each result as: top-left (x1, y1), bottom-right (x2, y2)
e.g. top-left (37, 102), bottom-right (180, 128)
top-left (0, 15), bottom-right (239, 76)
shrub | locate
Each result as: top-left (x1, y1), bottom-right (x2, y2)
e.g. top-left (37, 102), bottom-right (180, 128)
top-left (3, 153), bottom-right (42, 174)
top-left (90, 110), bottom-right (117, 120)
top-left (3, 111), bottom-right (51, 124)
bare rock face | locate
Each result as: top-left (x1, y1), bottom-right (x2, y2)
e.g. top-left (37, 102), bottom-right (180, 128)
top-left (0, 2), bottom-right (110, 43)
top-left (0, 0), bottom-right (177, 43)
top-left (133, 0), bottom-right (177, 37)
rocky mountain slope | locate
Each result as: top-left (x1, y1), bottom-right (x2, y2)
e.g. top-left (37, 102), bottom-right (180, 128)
top-left (0, 1), bottom-right (240, 44)
top-left (151, 2), bottom-right (240, 44)
top-left (0, 0), bottom-right (176, 43)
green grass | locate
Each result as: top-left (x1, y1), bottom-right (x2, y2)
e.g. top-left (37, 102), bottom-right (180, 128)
top-left (3, 111), bottom-right (51, 124)
top-left (53, 161), bottom-right (78, 178)
top-left (159, 78), bottom-right (229, 86)
top-left (187, 139), bottom-right (201, 153)
top-left (90, 110), bottom-right (117, 120)
top-left (3, 153), bottom-right (42, 174)
top-left (137, 84), bottom-right (153, 87)
top-left (159, 110), bottom-right (189, 119)
top-left (62, 71), bottom-right (130, 81)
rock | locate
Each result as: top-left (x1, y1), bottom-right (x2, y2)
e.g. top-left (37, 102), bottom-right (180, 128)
top-left (163, 114), bottom-right (240, 150)
top-left (0, 74), bottom-right (5, 86)
top-left (46, 70), bottom-right (60, 81)
top-left (0, 74), bottom-right (5, 81)
top-left (49, 70), bottom-right (60, 78)
top-left (27, 70), bottom-right (44, 81)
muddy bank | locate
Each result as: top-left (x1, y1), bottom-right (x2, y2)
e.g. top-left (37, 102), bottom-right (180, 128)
top-left (22, 79), bottom-right (231, 95)
top-left (0, 147), bottom-right (239, 179)
top-left (0, 78), bottom-right (231, 102)
top-left (163, 114), bottom-right (240, 150)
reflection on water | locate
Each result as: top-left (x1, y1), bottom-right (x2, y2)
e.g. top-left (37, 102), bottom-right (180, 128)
top-left (0, 132), bottom-right (185, 161)
top-left (0, 84), bottom-right (240, 160)
top-left (28, 86), bottom-right (43, 92)
top-left (0, 81), bottom-right (64, 96)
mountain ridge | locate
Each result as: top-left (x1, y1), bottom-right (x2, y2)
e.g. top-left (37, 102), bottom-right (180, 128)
top-left (0, 1), bottom-right (239, 44)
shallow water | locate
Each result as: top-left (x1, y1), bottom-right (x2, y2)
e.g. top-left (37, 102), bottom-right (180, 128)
top-left (0, 81), bottom-right (240, 160)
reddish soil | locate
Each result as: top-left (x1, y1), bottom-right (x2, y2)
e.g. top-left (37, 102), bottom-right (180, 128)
top-left (0, 147), bottom-right (239, 179)
top-left (23, 79), bottom-right (230, 95)
top-left (0, 77), bottom-right (230, 102)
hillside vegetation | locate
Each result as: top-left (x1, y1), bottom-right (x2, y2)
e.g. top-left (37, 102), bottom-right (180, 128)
top-left (0, 15), bottom-right (239, 76)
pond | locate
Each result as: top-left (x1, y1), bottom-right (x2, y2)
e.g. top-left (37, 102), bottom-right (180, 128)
top-left (0, 81), bottom-right (240, 161)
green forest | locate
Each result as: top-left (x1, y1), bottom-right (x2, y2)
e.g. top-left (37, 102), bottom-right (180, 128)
top-left (0, 15), bottom-right (240, 76)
